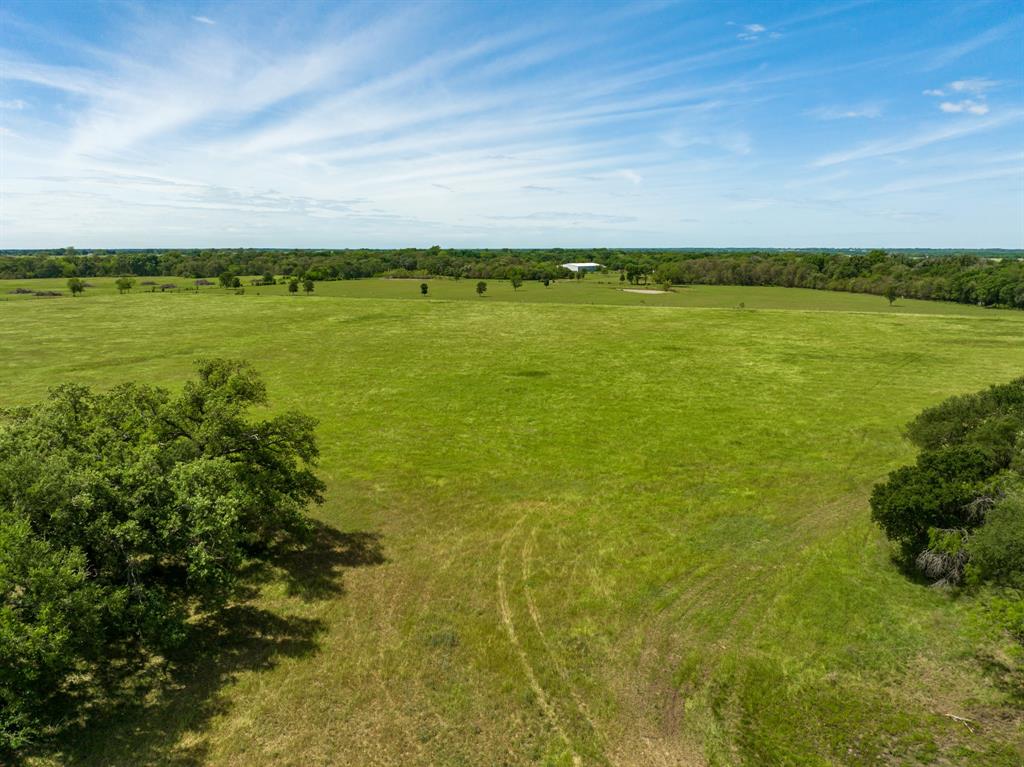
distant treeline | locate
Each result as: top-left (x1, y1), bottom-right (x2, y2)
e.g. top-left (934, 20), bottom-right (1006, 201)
top-left (1, 247), bottom-right (1022, 308)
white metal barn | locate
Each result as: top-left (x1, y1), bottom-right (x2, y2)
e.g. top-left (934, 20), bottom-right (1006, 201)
top-left (561, 262), bottom-right (603, 273)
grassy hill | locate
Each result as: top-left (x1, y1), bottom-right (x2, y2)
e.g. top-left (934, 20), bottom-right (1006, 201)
top-left (6, 281), bottom-right (1023, 766)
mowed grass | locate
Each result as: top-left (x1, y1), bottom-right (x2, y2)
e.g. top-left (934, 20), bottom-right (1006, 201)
top-left (4, 284), bottom-right (1023, 766)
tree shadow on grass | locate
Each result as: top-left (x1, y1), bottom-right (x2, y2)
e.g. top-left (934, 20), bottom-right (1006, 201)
top-left (269, 523), bottom-right (385, 601)
top-left (975, 651), bottom-right (1024, 708)
top-left (32, 524), bottom-right (384, 767)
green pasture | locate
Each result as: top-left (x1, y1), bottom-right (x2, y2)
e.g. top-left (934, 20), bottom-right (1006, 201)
top-left (2, 274), bottom-right (1020, 318)
top-left (4, 284), bottom-right (1023, 765)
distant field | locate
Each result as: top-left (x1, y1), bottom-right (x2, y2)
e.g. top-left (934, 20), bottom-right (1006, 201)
top-left (5, 284), bottom-right (1023, 765)
top-left (2, 274), bottom-right (1021, 317)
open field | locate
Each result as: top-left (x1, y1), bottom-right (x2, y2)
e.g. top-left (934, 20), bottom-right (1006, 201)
top-left (5, 284), bottom-right (1023, 765)
top-left (2, 274), bottom-right (1022, 318)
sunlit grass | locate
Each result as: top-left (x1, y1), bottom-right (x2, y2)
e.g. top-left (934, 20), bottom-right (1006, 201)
top-left (6, 284), bottom-right (1022, 765)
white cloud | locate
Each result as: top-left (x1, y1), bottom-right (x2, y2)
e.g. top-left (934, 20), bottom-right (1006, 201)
top-left (737, 23), bottom-right (768, 40)
top-left (950, 78), bottom-right (997, 93)
top-left (614, 169), bottom-right (643, 185)
top-left (925, 80), bottom-right (994, 116)
top-left (0, 99), bottom-right (26, 109)
top-left (192, 16), bottom-right (215, 25)
top-left (808, 104), bottom-right (882, 120)
top-left (939, 100), bottom-right (989, 115)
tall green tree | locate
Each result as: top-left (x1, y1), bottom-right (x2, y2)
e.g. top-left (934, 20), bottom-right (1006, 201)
top-left (0, 360), bottom-right (325, 751)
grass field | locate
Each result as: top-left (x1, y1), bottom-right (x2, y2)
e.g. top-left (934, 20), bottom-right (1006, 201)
top-left (5, 280), bottom-right (1023, 766)
top-left (2, 274), bottom-right (1021, 318)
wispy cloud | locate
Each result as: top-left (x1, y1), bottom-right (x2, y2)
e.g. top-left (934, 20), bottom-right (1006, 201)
top-left (813, 111), bottom-right (1024, 166)
top-left (737, 23), bottom-right (768, 40)
top-left (940, 100), bottom-right (989, 115)
top-left (950, 78), bottom-right (998, 93)
top-left (1, 0), bottom-right (1021, 247)
top-left (807, 104), bottom-right (883, 120)
top-left (926, 19), bottom-right (1022, 70)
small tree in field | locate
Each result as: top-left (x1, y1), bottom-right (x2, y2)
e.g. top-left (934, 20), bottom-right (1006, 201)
top-left (510, 272), bottom-right (523, 291)
top-left (288, 279), bottom-right (299, 295)
top-left (476, 281), bottom-right (487, 297)
top-left (67, 277), bottom-right (85, 297)
top-left (543, 278), bottom-right (550, 287)
top-left (219, 271), bottom-right (235, 289)
top-left (115, 276), bottom-right (135, 294)
top-left (303, 278), bottom-right (314, 295)
top-left (420, 283), bottom-right (428, 296)
top-left (884, 285), bottom-right (899, 306)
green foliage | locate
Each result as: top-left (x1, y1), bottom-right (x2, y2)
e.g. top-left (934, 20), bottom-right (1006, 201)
top-left (288, 278), bottom-right (299, 294)
top-left (114, 275), bottom-right (135, 294)
top-left (303, 278), bottom-right (314, 295)
top-left (66, 277), bottom-right (85, 296)
top-left (968, 490), bottom-right (1024, 589)
top-left (871, 377), bottom-right (1024, 575)
top-left (419, 282), bottom-right (428, 295)
top-left (0, 360), bottom-right (324, 752)
top-left (475, 280), bottom-right (487, 296)
top-left (218, 271), bottom-right (235, 289)
top-left (904, 376), bottom-right (1024, 463)
top-left (870, 445), bottom-right (1000, 550)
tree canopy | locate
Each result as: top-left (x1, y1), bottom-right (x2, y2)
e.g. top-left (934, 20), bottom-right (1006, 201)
top-left (870, 376), bottom-right (1024, 587)
top-left (0, 359), bottom-right (324, 752)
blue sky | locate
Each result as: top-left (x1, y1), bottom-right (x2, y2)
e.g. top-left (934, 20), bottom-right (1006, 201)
top-left (0, 0), bottom-right (1021, 248)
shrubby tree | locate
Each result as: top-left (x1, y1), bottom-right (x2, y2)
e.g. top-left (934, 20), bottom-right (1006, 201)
top-left (968, 489), bottom-right (1024, 589)
top-left (0, 359), bottom-right (324, 751)
top-left (509, 269), bottom-right (523, 291)
top-left (420, 282), bottom-right (428, 296)
top-left (303, 278), bottom-right (314, 295)
top-left (219, 271), bottom-right (235, 289)
top-left (476, 281), bottom-right (487, 297)
top-left (870, 377), bottom-right (1024, 584)
top-left (115, 276), bottom-right (135, 294)
top-left (67, 277), bottom-right (85, 296)
top-left (289, 278), bottom-right (299, 295)
top-left (884, 285), bottom-right (899, 305)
